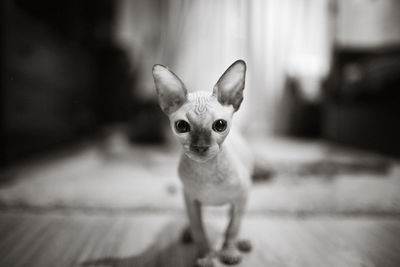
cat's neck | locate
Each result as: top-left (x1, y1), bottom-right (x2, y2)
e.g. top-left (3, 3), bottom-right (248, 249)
top-left (179, 142), bottom-right (236, 179)
top-left (179, 139), bottom-right (243, 186)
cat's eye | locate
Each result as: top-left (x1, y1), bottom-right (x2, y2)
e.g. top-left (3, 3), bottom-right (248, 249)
top-left (212, 119), bottom-right (227, 132)
top-left (175, 120), bottom-right (191, 133)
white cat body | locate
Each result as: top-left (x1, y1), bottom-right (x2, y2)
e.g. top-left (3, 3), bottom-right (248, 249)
top-left (179, 126), bottom-right (253, 206)
top-left (152, 60), bottom-right (252, 266)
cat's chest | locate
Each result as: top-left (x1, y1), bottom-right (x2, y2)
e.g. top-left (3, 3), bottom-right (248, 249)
top-left (178, 149), bottom-right (250, 205)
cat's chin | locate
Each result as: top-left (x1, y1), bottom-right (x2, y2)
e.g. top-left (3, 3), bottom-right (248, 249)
top-left (184, 151), bottom-right (217, 163)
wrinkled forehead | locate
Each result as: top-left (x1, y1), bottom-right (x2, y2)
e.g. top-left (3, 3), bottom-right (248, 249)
top-left (187, 91), bottom-right (231, 123)
top-left (170, 91), bottom-right (233, 123)
top-left (184, 92), bottom-right (214, 126)
top-left (187, 91), bottom-right (215, 115)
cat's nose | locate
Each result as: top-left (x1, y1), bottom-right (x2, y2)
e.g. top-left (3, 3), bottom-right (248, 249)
top-left (191, 145), bottom-right (209, 153)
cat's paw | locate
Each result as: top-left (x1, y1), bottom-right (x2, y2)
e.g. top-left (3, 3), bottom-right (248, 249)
top-left (219, 248), bottom-right (242, 265)
top-left (194, 257), bottom-right (214, 267)
top-left (181, 227), bottom-right (193, 244)
top-left (237, 239), bottom-right (252, 253)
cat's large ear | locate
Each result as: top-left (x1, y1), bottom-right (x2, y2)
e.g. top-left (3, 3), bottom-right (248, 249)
top-left (213, 60), bottom-right (246, 111)
top-left (152, 64), bottom-right (188, 115)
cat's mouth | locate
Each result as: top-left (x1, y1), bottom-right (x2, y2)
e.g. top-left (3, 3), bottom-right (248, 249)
top-left (184, 145), bottom-right (219, 162)
top-left (190, 145), bottom-right (209, 154)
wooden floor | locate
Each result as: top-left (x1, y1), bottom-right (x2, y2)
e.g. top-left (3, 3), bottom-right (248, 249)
top-left (1, 135), bottom-right (399, 266)
top-left (1, 211), bottom-right (400, 267)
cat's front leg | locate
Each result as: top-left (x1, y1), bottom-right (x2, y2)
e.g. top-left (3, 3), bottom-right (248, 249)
top-left (184, 193), bottom-right (214, 266)
top-left (219, 196), bottom-right (251, 265)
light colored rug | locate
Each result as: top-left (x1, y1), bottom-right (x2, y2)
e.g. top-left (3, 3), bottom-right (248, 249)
top-left (0, 131), bottom-right (399, 215)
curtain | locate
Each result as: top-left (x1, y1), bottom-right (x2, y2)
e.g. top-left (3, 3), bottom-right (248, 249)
top-left (247, 0), bottom-right (332, 134)
top-left (116, 0), bottom-right (332, 135)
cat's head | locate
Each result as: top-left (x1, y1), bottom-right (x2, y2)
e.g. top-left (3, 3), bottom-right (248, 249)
top-left (152, 60), bottom-right (246, 162)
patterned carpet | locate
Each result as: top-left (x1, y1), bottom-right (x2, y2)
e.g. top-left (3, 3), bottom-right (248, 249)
top-left (0, 130), bottom-right (399, 215)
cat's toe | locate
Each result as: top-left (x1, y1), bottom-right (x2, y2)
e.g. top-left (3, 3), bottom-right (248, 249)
top-left (194, 257), bottom-right (214, 267)
top-left (237, 239), bottom-right (252, 253)
top-left (219, 248), bottom-right (242, 265)
top-left (181, 227), bottom-right (193, 244)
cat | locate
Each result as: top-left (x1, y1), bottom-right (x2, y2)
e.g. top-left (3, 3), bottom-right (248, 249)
top-left (152, 60), bottom-right (253, 267)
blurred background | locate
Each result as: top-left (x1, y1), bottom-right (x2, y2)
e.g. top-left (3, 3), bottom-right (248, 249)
top-left (1, 0), bottom-right (400, 266)
top-left (2, 0), bottom-right (400, 164)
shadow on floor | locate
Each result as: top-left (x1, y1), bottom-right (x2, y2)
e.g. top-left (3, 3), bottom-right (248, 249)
top-left (81, 222), bottom-right (200, 267)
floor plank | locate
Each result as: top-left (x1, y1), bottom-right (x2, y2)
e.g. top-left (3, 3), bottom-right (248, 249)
top-left (0, 212), bottom-right (400, 267)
